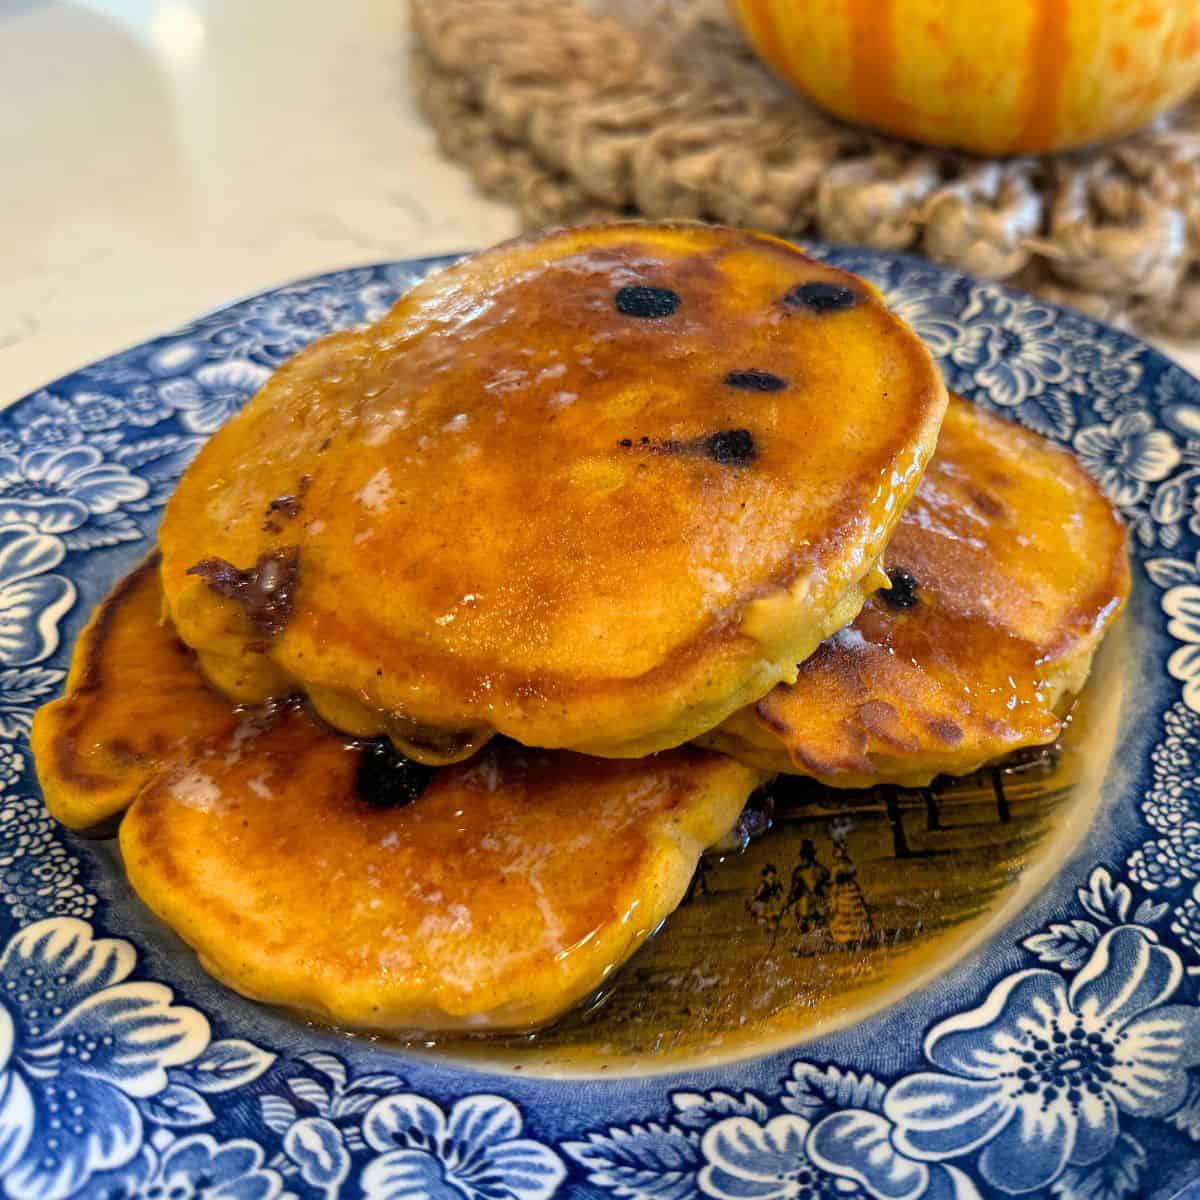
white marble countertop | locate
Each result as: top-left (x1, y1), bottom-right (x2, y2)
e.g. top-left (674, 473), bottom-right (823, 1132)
top-left (1, 0), bottom-right (522, 405)
top-left (3, 0), bottom-right (1198, 405)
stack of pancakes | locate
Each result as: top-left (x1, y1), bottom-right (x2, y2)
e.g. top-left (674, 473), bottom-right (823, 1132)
top-left (33, 224), bottom-right (1129, 1034)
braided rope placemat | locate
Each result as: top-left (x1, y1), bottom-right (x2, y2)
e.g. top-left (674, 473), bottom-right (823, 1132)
top-left (410, 0), bottom-right (1200, 340)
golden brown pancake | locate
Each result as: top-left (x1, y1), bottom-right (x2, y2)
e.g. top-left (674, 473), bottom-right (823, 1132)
top-left (31, 555), bottom-right (241, 833)
top-left (159, 222), bottom-right (946, 760)
top-left (121, 713), bottom-right (762, 1032)
top-left (703, 397), bottom-right (1129, 787)
top-left (34, 562), bottom-right (765, 1031)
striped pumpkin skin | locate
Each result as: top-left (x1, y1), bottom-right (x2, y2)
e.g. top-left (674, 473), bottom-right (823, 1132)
top-left (729, 0), bottom-right (1200, 154)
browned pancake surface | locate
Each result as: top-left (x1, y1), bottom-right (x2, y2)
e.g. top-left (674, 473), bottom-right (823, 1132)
top-left (120, 709), bottom-right (761, 1031)
top-left (33, 561), bottom-right (763, 1031)
top-left (31, 555), bottom-right (241, 832)
top-left (706, 397), bottom-right (1129, 785)
top-left (159, 222), bottom-right (946, 758)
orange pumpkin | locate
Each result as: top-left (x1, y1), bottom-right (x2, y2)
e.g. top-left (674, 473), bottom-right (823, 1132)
top-left (728, 0), bottom-right (1200, 155)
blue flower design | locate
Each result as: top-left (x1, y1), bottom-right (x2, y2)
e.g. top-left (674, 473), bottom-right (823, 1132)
top-left (1144, 704), bottom-right (1200, 832)
top-left (1155, 370), bottom-right (1200, 443)
top-left (1152, 467), bottom-right (1200, 549)
top-left (158, 361), bottom-right (272, 434)
top-left (885, 276), bottom-right (977, 367)
top-left (0, 667), bottom-right (65, 741)
top-left (92, 1133), bottom-right (288, 1200)
top-left (807, 1110), bottom-right (981, 1200)
top-left (0, 744), bottom-right (23, 791)
top-left (0, 919), bottom-right (211, 1200)
top-left (884, 926), bottom-right (1200, 1194)
top-left (13, 388), bottom-right (174, 447)
top-left (1170, 885), bottom-right (1200, 957)
top-left (209, 280), bottom-right (369, 363)
top-left (358, 264), bottom-right (432, 323)
top-left (77, 388), bottom-right (174, 432)
top-left (0, 446), bottom-right (147, 537)
top-left (360, 1092), bottom-right (566, 1200)
top-left (1126, 824), bottom-right (1200, 892)
top-left (1162, 581), bottom-right (1200, 713)
top-left (8, 395), bottom-right (84, 449)
top-left (0, 528), bottom-right (74, 668)
top-left (1059, 338), bottom-right (1145, 423)
top-left (0, 799), bottom-right (95, 923)
top-left (698, 1114), bottom-right (859, 1199)
top-left (1073, 413), bottom-right (1181, 510)
top-left (950, 292), bottom-right (1074, 409)
top-left (142, 340), bottom-right (208, 381)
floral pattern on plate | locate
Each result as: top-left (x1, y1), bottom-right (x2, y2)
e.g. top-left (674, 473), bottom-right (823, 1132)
top-left (3, 247), bottom-right (1200, 1198)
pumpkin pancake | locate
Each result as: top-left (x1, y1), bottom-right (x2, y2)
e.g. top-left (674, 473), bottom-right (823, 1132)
top-left (703, 396), bottom-right (1129, 787)
top-left (121, 710), bottom-right (764, 1033)
top-left (158, 222), bottom-right (946, 760)
top-left (31, 555), bottom-right (241, 834)
top-left (34, 562), bottom-right (766, 1031)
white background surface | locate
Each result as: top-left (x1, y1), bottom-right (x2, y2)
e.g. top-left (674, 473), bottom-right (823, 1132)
top-left (2, 0), bottom-right (522, 404)
top-left (3, 0), bottom-right (1198, 405)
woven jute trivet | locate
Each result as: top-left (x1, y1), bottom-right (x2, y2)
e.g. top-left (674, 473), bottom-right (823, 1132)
top-left (410, 0), bottom-right (1200, 340)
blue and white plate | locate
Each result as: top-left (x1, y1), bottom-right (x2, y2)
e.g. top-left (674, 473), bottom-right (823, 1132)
top-left (4, 246), bottom-right (1200, 1200)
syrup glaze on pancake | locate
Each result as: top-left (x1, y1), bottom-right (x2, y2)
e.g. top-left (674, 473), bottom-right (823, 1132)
top-left (121, 711), bottom-right (762, 1032)
top-left (159, 222), bottom-right (946, 759)
top-left (31, 555), bottom-right (241, 833)
top-left (35, 562), bottom-right (766, 1032)
top-left (704, 397), bottom-right (1130, 787)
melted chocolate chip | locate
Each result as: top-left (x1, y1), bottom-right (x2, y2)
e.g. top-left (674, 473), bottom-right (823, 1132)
top-left (618, 428), bottom-right (757, 466)
top-left (356, 737), bottom-right (436, 809)
top-left (735, 786), bottom-right (776, 844)
top-left (262, 476), bottom-right (312, 530)
top-left (724, 369), bottom-right (787, 392)
top-left (783, 281), bottom-right (859, 313)
top-left (881, 567), bottom-right (919, 610)
top-left (187, 547), bottom-right (300, 638)
top-left (703, 428), bottom-right (756, 466)
top-left (614, 285), bottom-right (680, 319)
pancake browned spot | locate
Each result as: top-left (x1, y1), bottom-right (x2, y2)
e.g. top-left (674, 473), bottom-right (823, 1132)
top-left (30, 556), bottom-right (242, 833)
top-left (703, 395), bottom-right (1129, 787)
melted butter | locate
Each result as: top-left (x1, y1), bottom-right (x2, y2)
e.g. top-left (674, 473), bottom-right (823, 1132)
top-left (740, 553), bottom-right (887, 667)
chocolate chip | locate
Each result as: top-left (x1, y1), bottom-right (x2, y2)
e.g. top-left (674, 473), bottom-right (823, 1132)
top-left (703, 429), bottom-right (756, 466)
top-left (187, 546), bottom-right (300, 638)
top-left (615, 285), bottom-right (680, 319)
top-left (262, 476), bottom-right (311, 530)
top-left (356, 737), bottom-right (435, 809)
top-left (783, 281), bottom-right (859, 313)
top-left (881, 568), bottom-right (919, 610)
top-left (724, 369), bottom-right (787, 392)
top-left (619, 428), bottom-right (757, 466)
